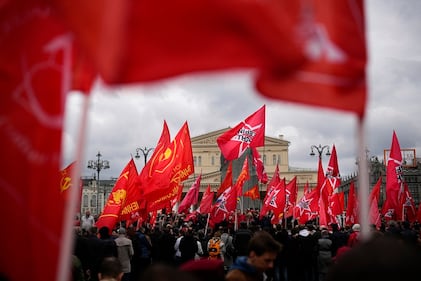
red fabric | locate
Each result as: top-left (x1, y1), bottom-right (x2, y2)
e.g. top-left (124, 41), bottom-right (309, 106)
top-left (399, 182), bottom-right (417, 222)
top-left (216, 161), bottom-right (233, 197)
top-left (243, 185), bottom-right (260, 200)
top-left (141, 121), bottom-right (194, 205)
top-left (251, 147), bottom-right (268, 184)
top-left (285, 176), bottom-right (298, 218)
top-left (317, 158), bottom-right (325, 191)
top-left (382, 131), bottom-right (403, 221)
top-left (95, 0), bottom-right (306, 84)
top-left (345, 182), bottom-right (358, 226)
top-left (260, 165), bottom-right (281, 217)
top-left (293, 188), bottom-right (320, 224)
top-left (369, 177), bottom-right (382, 228)
top-left (0, 2), bottom-right (89, 280)
top-left (60, 161), bottom-right (82, 204)
top-left (178, 174), bottom-right (202, 213)
top-left (234, 157), bottom-right (250, 198)
top-left (197, 185), bottom-right (214, 214)
top-left (256, 0), bottom-right (367, 117)
top-left (137, 121), bottom-right (171, 189)
top-left (217, 105), bottom-right (265, 160)
top-left (210, 185), bottom-right (237, 225)
top-left (261, 179), bottom-right (286, 223)
top-left (117, 159), bottom-right (141, 222)
top-left (96, 158), bottom-right (138, 231)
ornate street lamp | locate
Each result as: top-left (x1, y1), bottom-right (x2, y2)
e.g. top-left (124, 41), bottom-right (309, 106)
top-left (87, 151), bottom-right (110, 214)
top-left (135, 146), bottom-right (154, 165)
top-left (310, 144), bottom-right (331, 160)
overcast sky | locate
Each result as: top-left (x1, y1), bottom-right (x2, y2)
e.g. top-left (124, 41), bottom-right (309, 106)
top-left (63, 0), bottom-right (421, 181)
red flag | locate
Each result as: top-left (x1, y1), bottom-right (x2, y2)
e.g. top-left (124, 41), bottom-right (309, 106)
top-left (141, 121), bottom-right (194, 204)
top-left (64, 0), bottom-right (306, 84)
top-left (261, 178), bottom-right (286, 222)
top-left (251, 147), bottom-right (268, 184)
top-left (317, 157), bottom-right (325, 190)
top-left (303, 181), bottom-right (311, 195)
top-left (256, 0), bottom-right (367, 117)
top-left (285, 176), bottom-right (298, 218)
top-left (178, 174), bottom-right (202, 213)
top-left (399, 182), bottom-right (417, 223)
top-left (0, 2), bottom-right (93, 280)
top-left (382, 130), bottom-right (404, 221)
top-left (216, 161), bottom-right (233, 197)
top-left (243, 185), bottom-right (260, 200)
top-left (96, 158), bottom-right (138, 231)
top-left (60, 161), bottom-right (82, 204)
top-left (217, 105), bottom-right (265, 160)
top-left (137, 121), bottom-right (171, 188)
top-left (210, 185), bottom-right (238, 225)
top-left (259, 164), bottom-right (281, 217)
top-left (171, 183), bottom-right (184, 212)
top-left (369, 177), bottom-right (382, 228)
top-left (234, 157), bottom-right (251, 198)
top-left (117, 159), bottom-right (141, 222)
top-left (197, 185), bottom-right (214, 214)
top-left (345, 181), bottom-right (358, 226)
top-left (293, 188), bottom-right (320, 225)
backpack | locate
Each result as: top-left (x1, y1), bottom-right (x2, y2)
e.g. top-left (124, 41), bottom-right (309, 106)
top-left (208, 237), bottom-right (222, 259)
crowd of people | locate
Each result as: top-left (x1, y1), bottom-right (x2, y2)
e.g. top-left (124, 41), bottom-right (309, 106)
top-left (73, 209), bottom-right (421, 281)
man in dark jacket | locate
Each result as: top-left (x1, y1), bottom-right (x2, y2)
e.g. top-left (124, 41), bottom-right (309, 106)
top-left (226, 230), bottom-right (282, 281)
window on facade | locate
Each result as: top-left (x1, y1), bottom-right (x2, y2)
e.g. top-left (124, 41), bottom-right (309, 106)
top-left (211, 156), bottom-right (215, 166)
top-left (263, 154), bottom-right (266, 165)
top-left (198, 156), bottom-right (202, 166)
top-left (272, 155), bottom-right (277, 165)
top-left (83, 195), bottom-right (88, 207)
top-left (91, 195), bottom-right (96, 207)
top-left (194, 156), bottom-right (197, 166)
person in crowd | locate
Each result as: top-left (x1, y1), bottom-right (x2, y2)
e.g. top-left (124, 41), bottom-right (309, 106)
top-left (155, 224), bottom-right (177, 265)
top-left (81, 210), bottom-right (95, 232)
top-left (226, 230), bottom-right (283, 281)
top-left (317, 229), bottom-right (333, 281)
top-left (179, 227), bottom-right (199, 264)
top-left (131, 226), bottom-right (152, 280)
top-left (326, 235), bottom-right (421, 281)
top-left (98, 257), bottom-right (123, 281)
top-left (330, 223), bottom-right (349, 257)
top-left (114, 227), bottom-right (134, 281)
top-left (221, 226), bottom-right (235, 272)
top-left (233, 221), bottom-right (253, 259)
top-left (296, 225), bottom-right (318, 281)
top-left (347, 224), bottom-right (361, 247)
top-left (207, 230), bottom-right (225, 261)
top-left (98, 226), bottom-right (118, 258)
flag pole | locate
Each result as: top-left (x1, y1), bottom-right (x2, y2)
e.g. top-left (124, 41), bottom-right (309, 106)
top-left (357, 118), bottom-right (370, 241)
top-left (204, 214), bottom-right (210, 236)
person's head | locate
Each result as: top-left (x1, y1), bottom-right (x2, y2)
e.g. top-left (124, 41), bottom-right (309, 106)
top-left (98, 257), bottom-right (123, 281)
top-left (85, 210), bottom-right (91, 217)
top-left (247, 230), bottom-right (283, 272)
top-left (99, 226), bottom-right (111, 239)
top-left (118, 227), bottom-right (126, 236)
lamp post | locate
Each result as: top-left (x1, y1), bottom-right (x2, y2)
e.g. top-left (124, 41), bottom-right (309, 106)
top-left (87, 151), bottom-right (110, 215)
top-left (135, 146), bottom-right (154, 165)
top-left (309, 144), bottom-right (331, 160)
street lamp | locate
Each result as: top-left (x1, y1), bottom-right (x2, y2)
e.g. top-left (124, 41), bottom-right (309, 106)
top-left (310, 144), bottom-right (331, 159)
top-left (135, 146), bottom-right (154, 165)
top-left (87, 151), bottom-right (110, 214)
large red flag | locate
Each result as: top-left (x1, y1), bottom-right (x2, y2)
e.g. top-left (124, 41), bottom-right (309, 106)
top-left (285, 176), bottom-right (298, 218)
top-left (216, 161), bottom-right (233, 197)
top-left (197, 185), bottom-right (214, 214)
top-left (345, 181), bottom-right (358, 226)
top-left (217, 105), bottom-right (265, 160)
top-left (256, 0), bottom-right (367, 117)
top-left (0, 2), bottom-right (96, 280)
top-left (96, 158), bottom-right (138, 231)
top-left (382, 130), bottom-right (404, 221)
top-left (293, 188), bottom-right (320, 225)
top-left (178, 174), bottom-right (202, 214)
top-left (55, 0), bottom-right (306, 84)
top-left (259, 164), bottom-right (281, 217)
top-left (141, 121), bottom-right (194, 205)
top-left (251, 147), bottom-right (268, 184)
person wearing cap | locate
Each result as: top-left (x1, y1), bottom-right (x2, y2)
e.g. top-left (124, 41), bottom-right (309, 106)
top-left (114, 227), bottom-right (134, 281)
top-left (347, 224), bottom-right (360, 248)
